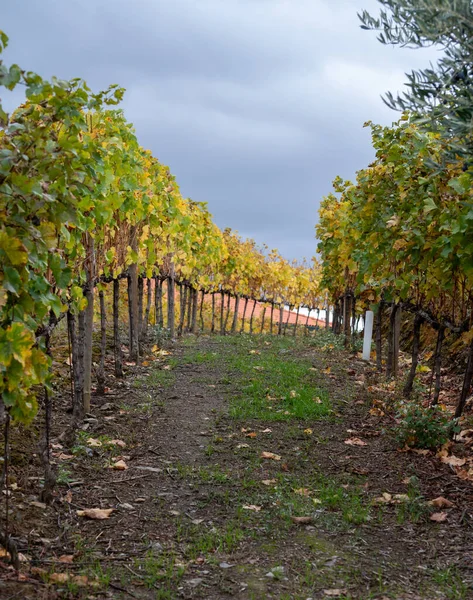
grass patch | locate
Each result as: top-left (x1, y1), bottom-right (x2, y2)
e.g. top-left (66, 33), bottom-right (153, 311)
top-left (430, 566), bottom-right (470, 600)
top-left (271, 471), bottom-right (370, 527)
top-left (181, 349), bottom-right (219, 364)
top-left (220, 338), bottom-right (331, 420)
top-left (134, 366), bottom-right (175, 389)
top-left (131, 550), bottom-right (185, 591)
top-left (175, 519), bottom-right (245, 559)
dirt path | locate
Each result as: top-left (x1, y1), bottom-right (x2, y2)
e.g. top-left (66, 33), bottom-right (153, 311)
top-left (1, 333), bottom-right (473, 599)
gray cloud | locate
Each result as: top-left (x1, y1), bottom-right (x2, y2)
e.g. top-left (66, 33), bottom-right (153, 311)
top-left (2, 0), bottom-right (441, 261)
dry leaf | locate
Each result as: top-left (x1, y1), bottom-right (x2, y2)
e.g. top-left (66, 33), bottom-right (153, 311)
top-left (350, 467), bottom-right (369, 476)
top-left (373, 492), bottom-right (409, 505)
top-left (253, 366), bottom-right (264, 371)
top-left (456, 468), bottom-right (473, 481)
top-left (86, 438), bottom-right (102, 447)
top-left (261, 451), bottom-right (281, 461)
top-left (323, 367), bottom-right (331, 374)
top-left (456, 429), bottom-right (473, 442)
top-left (303, 428), bottom-right (313, 436)
top-left (344, 437), bottom-right (368, 447)
top-left (289, 390), bottom-right (297, 398)
top-left (373, 493), bottom-right (392, 504)
top-left (50, 573), bottom-right (70, 584)
top-left (313, 397), bottom-right (322, 404)
top-left (245, 432), bottom-right (257, 439)
top-left (411, 448), bottom-right (430, 456)
top-left (76, 508), bottom-right (114, 520)
top-left (291, 516), bottom-right (313, 524)
top-left (64, 490), bottom-right (73, 504)
top-left (58, 555), bottom-right (74, 564)
top-left (74, 575), bottom-right (94, 587)
top-left (294, 488), bottom-right (311, 496)
top-left (242, 504), bottom-right (262, 512)
top-left (429, 497), bottom-right (454, 509)
top-left (236, 443), bottom-right (250, 449)
top-left (262, 479), bottom-right (277, 486)
top-left (49, 573), bottom-right (95, 587)
top-left (111, 460), bottom-right (128, 470)
top-left (56, 453), bottom-right (74, 460)
top-left (441, 455), bottom-right (466, 467)
top-left (323, 590), bottom-right (348, 597)
top-left (110, 439), bottom-right (127, 448)
top-left (30, 501), bottom-right (47, 509)
top-left (261, 428), bottom-right (272, 433)
top-left (430, 512), bottom-right (448, 523)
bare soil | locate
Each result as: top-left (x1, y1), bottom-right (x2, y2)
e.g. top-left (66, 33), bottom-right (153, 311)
top-left (1, 333), bottom-right (472, 600)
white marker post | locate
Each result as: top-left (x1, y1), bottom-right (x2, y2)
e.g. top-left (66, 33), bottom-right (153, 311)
top-left (362, 310), bottom-right (374, 361)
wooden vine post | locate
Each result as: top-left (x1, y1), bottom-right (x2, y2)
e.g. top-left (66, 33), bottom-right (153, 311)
top-left (83, 233), bottom-right (95, 413)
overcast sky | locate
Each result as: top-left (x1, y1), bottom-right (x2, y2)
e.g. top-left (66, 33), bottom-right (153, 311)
top-left (2, 0), bottom-right (440, 262)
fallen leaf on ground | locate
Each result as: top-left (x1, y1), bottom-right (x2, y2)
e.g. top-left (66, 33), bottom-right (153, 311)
top-left (291, 516), bottom-right (313, 524)
top-left (289, 390), bottom-right (297, 398)
top-left (109, 439), bottom-right (126, 448)
top-left (456, 467), bottom-right (473, 481)
top-left (304, 428), bottom-right (313, 435)
top-left (262, 479), bottom-right (277, 486)
top-left (349, 467), bottom-right (370, 476)
top-left (429, 496), bottom-right (454, 509)
top-left (261, 451), bottom-right (281, 461)
top-left (236, 443), bottom-right (250, 449)
top-left (111, 460), bottom-right (128, 471)
top-left (411, 448), bottom-right (430, 456)
top-left (76, 508), bottom-right (114, 520)
top-left (242, 505), bottom-right (261, 512)
top-left (323, 590), bottom-right (347, 597)
top-left (294, 488), bottom-right (311, 496)
top-left (245, 432), bottom-right (257, 439)
top-left (323, 367), bottom-right (331, 374)
top-left (49, 573), bottom-right (96, 587)
top-left (430, 512), bottom-right (448, 523)
top-left (253, 366), bottom-right (264, 371)
top-left (55, 453), bottom-right (74, 460)
top-left (373, 493), bottom-right (409, 505)
top-left (440, 455), bottom-right (466, 467)
top-left (261, 428), bottom-right (272, 433)
top-left (86, 438), bottom-right (102, 448)
top-left (58, 555), bottom-right (74, 563)
top-left (456, 429), bottom-right (473, 442)
top-left (49, 573), bottom-right (69, 584)
top-left (344, 437), bottom-right (368, 447)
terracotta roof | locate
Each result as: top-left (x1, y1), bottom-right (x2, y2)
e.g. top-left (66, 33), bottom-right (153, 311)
top-left (207, 294), bottom-right (326, 328)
